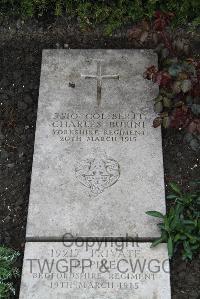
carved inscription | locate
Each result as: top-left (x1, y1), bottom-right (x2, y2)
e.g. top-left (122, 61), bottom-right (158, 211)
top-left (75, 157), bottom-right (120, 195)
top-left (51, 112), bottom-right (146, 143)
top-left (81, 60), bottom-right (119, 106)
top-left (26, 244), bottom-right (169, 294)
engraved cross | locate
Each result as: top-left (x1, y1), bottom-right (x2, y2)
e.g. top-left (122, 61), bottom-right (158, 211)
top-left (81, 60), bottom-right (119, 106)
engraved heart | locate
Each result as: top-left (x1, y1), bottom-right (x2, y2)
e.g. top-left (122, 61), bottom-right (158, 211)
top-left (75, 157), bottom-right (120, 195)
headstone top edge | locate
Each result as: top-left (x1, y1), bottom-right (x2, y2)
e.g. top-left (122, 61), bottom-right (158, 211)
top-left (42, 48), bottom-right (158, 61)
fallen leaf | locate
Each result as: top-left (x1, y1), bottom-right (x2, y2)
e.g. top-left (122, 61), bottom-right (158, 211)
top-left (144, 65), bottom-right (158, 80)
top-left (153, 117), bottom-right (162, 128)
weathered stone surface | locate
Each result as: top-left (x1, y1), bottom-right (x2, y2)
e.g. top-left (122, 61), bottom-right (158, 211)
top-left (19, 242), bottom-right (171, 299)
top-left (26, 50), bottom-right (165, 239)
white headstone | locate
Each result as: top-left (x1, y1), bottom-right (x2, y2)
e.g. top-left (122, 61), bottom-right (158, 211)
top-left (19, 242), bottom-right (171, 299)
top-left (20, 49), bottom-right (171, 299)
top-left (26, 50), bottom-right (165, 239)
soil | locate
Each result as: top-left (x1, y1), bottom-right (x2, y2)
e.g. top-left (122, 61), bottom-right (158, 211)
top-left (0, 16), bottom-right (199, 299)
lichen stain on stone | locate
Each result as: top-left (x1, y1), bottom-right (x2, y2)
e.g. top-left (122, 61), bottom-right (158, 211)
top-left (68, 70), bottom-right (81, 82)
top-left (152, 290), bottom-right (158, 299)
